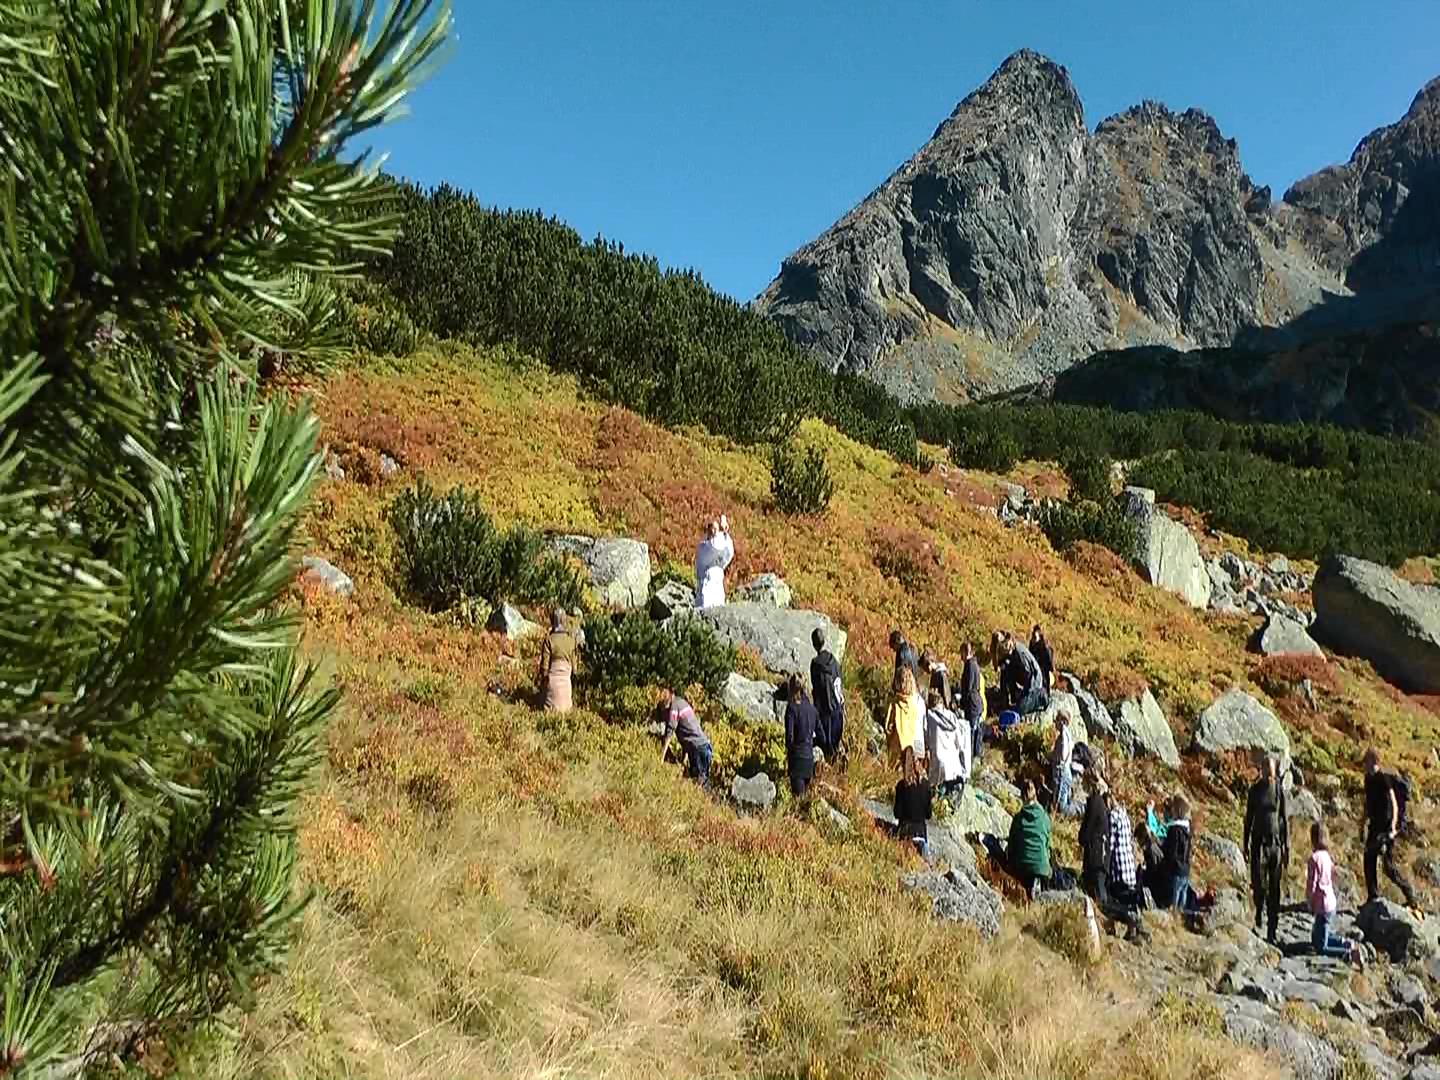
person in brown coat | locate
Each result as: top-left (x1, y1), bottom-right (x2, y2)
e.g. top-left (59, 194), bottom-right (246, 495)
top-left (538, 610), bottom-right (577, 712)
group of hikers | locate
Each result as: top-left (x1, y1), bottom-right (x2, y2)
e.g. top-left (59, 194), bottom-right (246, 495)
top-left (533, 518), bottom-right (1425, 960)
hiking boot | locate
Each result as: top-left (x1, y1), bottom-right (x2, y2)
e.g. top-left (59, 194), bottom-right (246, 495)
top-left (1141, 887), bottom-right (1154, 911)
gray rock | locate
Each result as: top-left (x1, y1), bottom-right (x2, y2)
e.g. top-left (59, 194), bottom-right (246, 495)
top-left (1418, 857), bottom-right (1440, 889)
top-left (720, 672), bottom-right (784, 725)
top-left (861, 798), bottom-right (897, 830)
top-left (301, 555), bottom-right (354, 597)
top-left (486, 602), bottom-right (541, 641)
top-left (730, 772), bottom-right (777, 813)
top-left (925, 817), bottom-right (979, 873)
top-left (973, 764), bottom-right (1020, 803)
top-left (902, 868), bottom-right (1004, 940)
top-left (1221, 999), bottom-right (1343, 1080)
top-left (1390, 970), bottom-right (1429, 1010)
top-left (733, 573), bottom-right (792, 609)
top-left (945, 786), bottom-right (1013, 839)
top-left (1409, 1066), bottom-right (1440, 1080)
top-left (1281, 977), bottom-right (1340, 1011)
top-left (1196, 832), bottom-right (1247, 881)
top-left (1192, 689), bottom-right (1291, 763)
top-left (1220, 551), bottom-right (1247, 581)
top-left (547, 535), bottom-right (651, 611)
top-left (1060, 674), bottom-right (1117, 741)
top-left (1123, 491), bottom-right (1213, 609)
top-left (649, 580), bottom-right (695, 621)
top-left (1287, 786), bottom-right (1322, 824)
top-left (816, 798), bottom-right (852, 836)
top-left (1115, 689), bottom-right (1181, 769)
top-left (1312, 555), bottom-right (1440, 693)
top-left (1268, 556), bottom-right (1292, 575)
top-left (1251, 613), bottom-right (1326, 659)
top-left (1359, 899), bottom-right (1440, 962)
top-left (688, 603), bottom-right (847, 678)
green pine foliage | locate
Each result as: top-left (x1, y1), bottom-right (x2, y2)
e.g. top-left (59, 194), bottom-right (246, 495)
top-left (387, 481), bottom-right (584, 613)
top-left (1037, 498), bottom-right (1142, 561)
top-left (769, 442), bottom-right (835, 515)
top-left (1061, 450), bottom-right (1115, 504)
top-left (0, 2), bottom-right (448, 1074)
top-left (581, 613), bottom-right (736, 702)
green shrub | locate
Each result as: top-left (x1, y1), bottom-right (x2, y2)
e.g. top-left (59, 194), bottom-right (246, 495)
top-left (387, 480), bottom-right (584, 612)
top-left (769, 442), bottom-right (835, 515)
top-left (1061, 449), bottom-right (1114, 504)
top-left (1037, 499), bottom-right (1141, 561)
top-left (582, 612), bottom-right (735, 700)
top-left (949, 426), bottom-right (1019, 474)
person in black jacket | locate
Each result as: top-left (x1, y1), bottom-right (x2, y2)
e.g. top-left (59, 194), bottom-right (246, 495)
top-left (1243, 752), bottom-right (1289, 944)
top-left (1079, 774), bottom-right (1147, 940)
top-left (958, 641), bottom-right (985, 763)
top-left (890, 629), bottom-right (920, 684)
top-left (1029, 624), bottom-right (1055, 695)
top-left (1156, 794), bottom-right (1194, 911)
top-left (810, 628), bottom-right (845, 761)
top-left (919, 649), bottom-right (952, 708)
top-left (783, 673), bottom-right (819, 797)
top-left (894, 747), bottom-right (933, 859)
top-left (1362, 747), bottom-right (1420, 907)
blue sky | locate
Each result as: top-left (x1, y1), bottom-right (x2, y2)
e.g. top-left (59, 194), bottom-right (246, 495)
top-left (369, 1), bottom-right (1440, 301)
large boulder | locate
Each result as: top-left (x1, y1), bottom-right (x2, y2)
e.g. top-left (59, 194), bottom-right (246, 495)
top-left (688, 603), bottom-right (847, 678)
top-left (945, 786), bottom-right (1013, 838)
top-left (1358, 898), bottom-right (1440, 962)
top-left (301, 555), bottom-right (354, 597)
top-left (1115, 689), bottom-right (1181, 770)
top-left (1122, 487), bottom-right (1212, 609)
top-left (721, 672), bottom-right (784, 725)
top-left (732, 573), bottom-right (792, 608)
top-left (1251, 612), bottom-right (1325, 659)
top-left (902, 868), bottom-right (1004, 940)
top-left (1195, 832), bottom-right (1247, 880)
top-left (1312, 555), bottom-right (1440, 693)
top-left (1059, 674), bottom-right (1117, 741)
top-left (486, 602), bottom-right (541, 641)
top-left (1035, 691), bottom-right (1090, 746)
top-left (548, 535), bottom-right (651, 610)
top-left (1221, 999), bottom-right (1343, 1080)
top-left (1192, 689), bottom-right (1291, 764)
top-left (649, 580), bottom-right (695, 621)
top-left (730, 772), bottom-right (777, 813)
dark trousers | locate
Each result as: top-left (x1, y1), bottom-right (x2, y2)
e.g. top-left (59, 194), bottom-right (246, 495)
top-left (1250, 843), bottom-right (1283, 940)
top-left (1016, 685), bottom-right (1048, 716)
top-left (817, 708), bottom-right (844, 759)
top-left (1365, 829), bottom-right (1418, 906)
top-left (966, 709), bottom-right (984, 762)
top-left (788, 757), bottom-right (814, 797)
top-left (1083, 866), bottom-right (1140, 931)
top-left (686, 742), bottom-right (712, 789)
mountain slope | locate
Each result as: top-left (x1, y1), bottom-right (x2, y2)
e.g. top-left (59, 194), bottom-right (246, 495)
top-left (756, 51), bottom-right (1440, 403)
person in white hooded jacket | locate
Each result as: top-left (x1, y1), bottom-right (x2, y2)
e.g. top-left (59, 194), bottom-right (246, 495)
top-left (925, 690), bottom-right (971, 800)
top-left (695, 516), bottom-right (735, 609)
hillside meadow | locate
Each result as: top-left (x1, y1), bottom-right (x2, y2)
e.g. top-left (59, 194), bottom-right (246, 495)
top-left (193, 343), bottom-right (1440, 1078)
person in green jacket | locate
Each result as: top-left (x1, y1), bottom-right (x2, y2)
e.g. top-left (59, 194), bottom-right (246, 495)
top-left (983, 779), bottom-right (1052, 901)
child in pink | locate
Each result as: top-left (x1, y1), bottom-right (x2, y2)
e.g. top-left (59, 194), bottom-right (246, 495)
top-left (1307, 821), bottom-right (1363, 966)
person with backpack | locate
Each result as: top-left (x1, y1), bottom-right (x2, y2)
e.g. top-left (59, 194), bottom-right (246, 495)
top-left (1307, 820), bottom-right (1365, 966)
top-left (924, 690), bottom-right (970, 800)
top-left (810, 628), bottom-right (845, 760)
top-left (783, 673), bottom-right (819, 797)
top-left (1244, 752), bottom-right (1290, 944)
top-left (894, 747), bottom-right (933, 859)
top-left (657, 686), bottom-right (712, 789)
top-left (1154, 794), bottom-right (1194, 911)
top-left (958, 641), bottom-right (987, 764)
top-left (919, 650), bottom-right (952, 708)
top-left (1029, 624), bottom-right (1055, 695)
top-left (1362, 747), bottom-right (1420, 909)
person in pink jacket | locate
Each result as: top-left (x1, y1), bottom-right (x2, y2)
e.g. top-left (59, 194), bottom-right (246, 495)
top-left (1307, 821), bottom-right (1364, 967)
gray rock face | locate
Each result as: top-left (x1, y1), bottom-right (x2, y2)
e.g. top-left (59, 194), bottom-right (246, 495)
top-left (902, 868), bottom-right (1004, 940)
top-left (301, 555), bottom-right (354, 597)
top-left (688, 603), bottom-right (847, 678)
top-left (1060, 674), bottom-right (1117, 741)
top-left (944, 786), bottom-right (1013, 839)
top-left (649, 579), bottom-right (695, 621)
top-left (732, 573), bottom-right (792, 608)
top-left (1252, 613), bottom-right (1325, 659)
top-left (720, 672), bottom-right (784, 725)
top-left (1221, 999), bottom-right (1343, 1080)
top-left (1122, 488), bottom-right (1212, 609)
top-left (486, 602), bottom-right (541, 641)
top-left (1358, 898), bottom-right (1440, 962)
top-left (547, 535), bottom-right (651, 611)
top-left (1196, 832), bottom-right (1247, 881)
top-left (730, 772), bottom-right (777, 813)
top-left (1115, 689), bottom-right (1181, 770)
top-left (1312, 555), bottom-right (1440, 693)
top-left (1192, 689), bottom-right (1290, 763)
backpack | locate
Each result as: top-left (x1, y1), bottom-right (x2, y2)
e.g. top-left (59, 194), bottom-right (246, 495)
top-left (1393, 772), bottom-right (1413, 834)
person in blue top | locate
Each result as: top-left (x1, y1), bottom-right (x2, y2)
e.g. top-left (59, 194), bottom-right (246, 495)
top-left (783, 672), bottom-right (819, 797)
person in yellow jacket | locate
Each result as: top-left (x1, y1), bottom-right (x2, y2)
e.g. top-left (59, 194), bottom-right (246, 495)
top-left (886, 666), bottom-right (924, 768)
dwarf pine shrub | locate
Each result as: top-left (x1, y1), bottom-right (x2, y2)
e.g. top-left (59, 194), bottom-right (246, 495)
top-left (388, 481), bottom-right (584, 612)
top-left (1061, 449), bottom-right (1115, 504)
top-left (1038, 499), bottom-right (1141, 562)
top-left (582, 612), bottom-right (735, 700)
top-left (770, 442), bottom-right (835, 515)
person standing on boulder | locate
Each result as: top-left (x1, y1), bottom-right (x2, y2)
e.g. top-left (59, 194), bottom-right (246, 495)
top-left (810, 628), bottom-right (845, 761)
top-left (657, 686), bottom-right (712, 789)
top-left (1361, 747), bottom-right (1420, 909)
top-left (1244, 752), bottom-right (1290, 945)
top-left (694, 516), bottom-right (734, 609)
top-left (1029, 624), bottom-right (1055, 695)
top-left (538, 609), bottom-right (577, 713)
top-left (958, 641), bottom-right (987, 764)
top-left (783, 673), bottom-right (819, 797)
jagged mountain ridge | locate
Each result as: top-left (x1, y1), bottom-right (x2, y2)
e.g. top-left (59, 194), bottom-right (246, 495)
top-left (756, 50), bottom-right (1440, 403)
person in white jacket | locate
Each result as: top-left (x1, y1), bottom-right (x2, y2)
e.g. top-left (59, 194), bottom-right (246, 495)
top-left (695, 515), bottom-right (735, 609)
top-left (925, 690), bottom-right (971, 800)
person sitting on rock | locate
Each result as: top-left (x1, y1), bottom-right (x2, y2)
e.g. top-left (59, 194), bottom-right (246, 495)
top-left (991, 778), bottom-right (1052, 901)
top-left (1361, 747), bottom-right (1420, 910)
top-left (894, 747), bottom-right (933, 860)
top-left (657, 686), bottom-right (712, 789)
top-left (809, 628), bottom-right (845, 761)
top-left (694, 515), bottom-right (734, 609)
top-left (1244, 751), bottom-right (1289, 945)
top-left (1080, 773), bottom-right (1149, 942)
top-left (885, 666), bottom-right (924, 768)
top-left (1308, 820), bottom-right (1364, 967)
top-left (958, 641), bottom-right (987, 764)
top-left (783, 672), bottom-right (818, 798)
top-left (1029, 624), bottom-right (1055, 695)
top-left (919, 649), bottom-right (952, 708)
top-left (890, 629), bottom-right (920, 684)
top-left (995, 631), bottom-right (1047, 716)
top-left (1154, 794), bottom-right (1194, 911)
top-left (538, 609), bottom-right (577, 713)
top-left (924, 690), bottom-right (970, 801)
